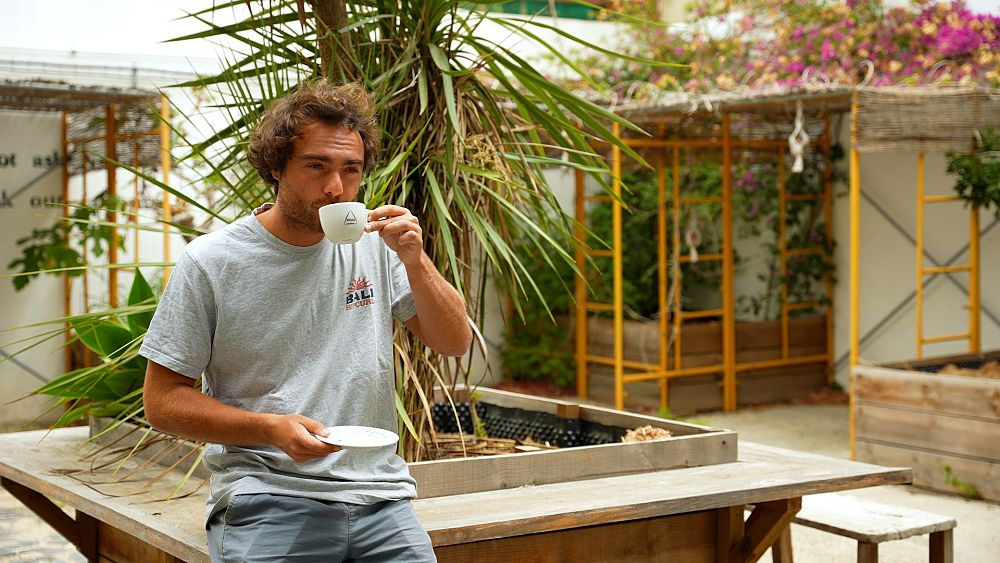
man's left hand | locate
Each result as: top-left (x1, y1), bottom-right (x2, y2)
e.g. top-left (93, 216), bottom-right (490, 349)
top-left (366, 205), bottom-right (423, 265)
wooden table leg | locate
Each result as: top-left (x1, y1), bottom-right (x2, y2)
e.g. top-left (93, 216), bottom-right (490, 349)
top-left (1, 476), bottom-right (97, 560)
top-left (718, 505), bottom-right (745, 563)
top-left (770, 526), bottom-right (793, 563)
top-left (733, 497), bottom-right (801, 563)
top-left (929, 529), bottom-right (953, 563)
top-left (858, 541), bottom-right (878, 563)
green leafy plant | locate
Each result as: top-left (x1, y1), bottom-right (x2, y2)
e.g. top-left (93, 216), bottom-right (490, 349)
top-left (948, 128), bottom-right (1000, 219)
top-left (7, 193), bottom-right (127, 291)
top-left (943, 464), bottom-right (982, 500)
top-left (32, 270), bottom-right (157, 428)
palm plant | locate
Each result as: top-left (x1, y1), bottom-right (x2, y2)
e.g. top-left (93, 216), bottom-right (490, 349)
top-left (8, 0), bottom-right (662, 461)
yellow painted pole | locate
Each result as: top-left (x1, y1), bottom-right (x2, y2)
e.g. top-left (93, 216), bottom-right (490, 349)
top-left (105, 104), bottom-right (118, 309)
top-left (657, 151), bottom-right (669, 410)
top-left (160, 95), bottom-right (173, 282)
top-left (822, 112), bottom-right (835, 384)
top-left (575, 168), bottom-right (589, 399)
top-left (722, 113), bottom-right (737, 412)
top-left (612, 122), bottom-right (625, 411)
top-left (779, 148), bottom-right (789, 359)
top-left (61, 112), bottom-right (71, 372)
top-left (81, 144), bottom-right (89, 317)
top-left (969, 207), bottom-right (980, 352)
top-left (672, 147), bottom-right (682, 375)
top-left (915, 152), bottom-right (925, 359)
top-left (133, 142), bottom-right (140, 266)
top-left (849, 96), bottom-right (860, 459)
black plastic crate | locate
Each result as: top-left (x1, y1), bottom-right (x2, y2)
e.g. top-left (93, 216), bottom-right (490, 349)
top-left (430, 401), bottom-right (627, 448)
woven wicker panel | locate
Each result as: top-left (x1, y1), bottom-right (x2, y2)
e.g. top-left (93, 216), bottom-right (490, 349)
top-left (66, 104), bottom-right (163, 176)
top-left (855, 87), bottom-right (1000, 153)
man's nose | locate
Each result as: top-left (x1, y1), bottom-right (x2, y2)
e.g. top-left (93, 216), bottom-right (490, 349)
top-left (323, 174), bottom-right (343, 197)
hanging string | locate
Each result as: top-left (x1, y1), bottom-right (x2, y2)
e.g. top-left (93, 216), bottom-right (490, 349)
top-left (684, 208), bottom-right (702, 263)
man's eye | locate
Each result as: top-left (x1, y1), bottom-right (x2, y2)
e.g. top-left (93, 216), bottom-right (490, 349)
top-left (307, 163), bottom-right (323, 169)
top-left (345, 168), bottom-right (360, 174)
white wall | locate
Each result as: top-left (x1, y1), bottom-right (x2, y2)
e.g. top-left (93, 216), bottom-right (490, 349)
top-left (0, 110), bottom-right (67, 430)
top-left (832, 135), bottom-right (1000, 387)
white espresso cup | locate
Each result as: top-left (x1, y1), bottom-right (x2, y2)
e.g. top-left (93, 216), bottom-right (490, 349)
top-left (319, 202), bottom-right (368, 244)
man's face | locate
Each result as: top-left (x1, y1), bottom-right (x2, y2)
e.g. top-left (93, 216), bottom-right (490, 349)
top-left (271, 120), bottom-right (365, 233)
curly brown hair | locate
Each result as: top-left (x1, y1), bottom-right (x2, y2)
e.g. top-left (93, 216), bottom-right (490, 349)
top-left (247, 79), bottom-right (379, 190)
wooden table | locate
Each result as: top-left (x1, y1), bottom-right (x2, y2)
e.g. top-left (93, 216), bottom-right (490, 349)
top-left (0, 427), bottom-right (910, 563)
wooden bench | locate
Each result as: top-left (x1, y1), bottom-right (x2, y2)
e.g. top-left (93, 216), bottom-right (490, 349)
top-left (777, 492), bottom-right (957, 563)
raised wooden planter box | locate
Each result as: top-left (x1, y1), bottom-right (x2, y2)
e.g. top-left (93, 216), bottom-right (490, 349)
top-left (854, 350), bottom-right (1000, 502)
top-left (91, 387), bottom-right (737, 499)
top-left (586, 316), bottom-right (829, 414)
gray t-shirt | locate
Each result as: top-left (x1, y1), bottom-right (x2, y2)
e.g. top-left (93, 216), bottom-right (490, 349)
top-left (139, 210), bottom-right (418, 521)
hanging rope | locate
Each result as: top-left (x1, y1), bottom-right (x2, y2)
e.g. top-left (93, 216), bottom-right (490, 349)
top-left (788, 100), bottom-right (810, 173)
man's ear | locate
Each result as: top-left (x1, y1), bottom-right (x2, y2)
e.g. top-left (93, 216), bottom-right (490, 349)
top-left (271, 170), bottom-right (281, 183)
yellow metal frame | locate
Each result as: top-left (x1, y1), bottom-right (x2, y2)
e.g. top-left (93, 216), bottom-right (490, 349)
top-left (576, 109), bottom-right (837, 412)
top-left (914, 152), bottom-right (981, 357)
top-left (61, 96), bottom-right (173, 371)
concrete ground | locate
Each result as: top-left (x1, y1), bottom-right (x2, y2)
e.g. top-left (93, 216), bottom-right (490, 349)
top-left (1, 403), bottom-right (998, 561)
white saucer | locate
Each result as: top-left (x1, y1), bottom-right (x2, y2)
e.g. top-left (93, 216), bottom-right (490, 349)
top-left (314, 426), bottom-right (399, 449)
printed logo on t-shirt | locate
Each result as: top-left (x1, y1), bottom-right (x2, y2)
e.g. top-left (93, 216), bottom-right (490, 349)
top-left (346, 276), bottom-right (375, 310)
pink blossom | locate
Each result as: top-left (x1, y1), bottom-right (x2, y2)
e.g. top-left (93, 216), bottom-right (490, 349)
top-left (820, 39), bottom-right (837, 61)
top-left (937, 24), bottom-right (984, 57)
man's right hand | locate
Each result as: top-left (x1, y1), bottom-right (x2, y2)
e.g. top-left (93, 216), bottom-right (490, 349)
top-left (267, 414), bottom-right (342, 462)
top-left (144, 361), bottom-right (341, 463)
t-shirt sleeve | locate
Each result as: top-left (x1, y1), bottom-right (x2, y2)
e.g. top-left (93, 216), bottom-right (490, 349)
top-left (138, 251), bottom-right (216, 379)
top-left (388, 248), bottom-right (416, 323)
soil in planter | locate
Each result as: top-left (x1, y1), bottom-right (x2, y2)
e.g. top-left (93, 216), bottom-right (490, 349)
top-left (428, 401), bottom-right (661, 460)
top-left (902, 358), bottom-right (1000, 380)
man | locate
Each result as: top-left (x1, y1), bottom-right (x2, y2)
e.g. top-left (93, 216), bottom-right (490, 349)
top-left (140, 79), bottom-right (472, 562)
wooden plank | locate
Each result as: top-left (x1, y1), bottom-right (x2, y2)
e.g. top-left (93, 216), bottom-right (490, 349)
top-left (856, 440), bottom-right (1000, 502)
top-left (855, 366), bottom-right (1000, 421)
top-left (99, 520), bottom-right (183, 563)
top-left (411, 432), bottom-right (737, 498)
top-left (792, 493), bottom-right (955, 542)
top-left (879, 350), bottom-right (1000, 371)
top-left (451, 387), bottom-right (577, 417)
top-left (587, 361), bottom-right (826, 415)
top-left (417, 443), bottom-right (909, 547)
top-left (0, 428), bottom-right (210, 563)
top-left (435, 511), bottom-right (715, 563)
top-left (88, 420), bottom-right (211, 480)
top-left (855, 403), bottom-right (1000, 461)
top-left (586, 316), bottom-right (826, 362)
top-left (578, 402), bottom-right (727, 436)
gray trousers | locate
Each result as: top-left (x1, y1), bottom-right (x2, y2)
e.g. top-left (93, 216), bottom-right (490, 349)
top-left (207, 493), bottom-right (437, 562)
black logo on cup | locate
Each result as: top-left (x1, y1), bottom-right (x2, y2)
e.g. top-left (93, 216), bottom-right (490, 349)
top-left (344, 211), bottom-right (358, 225)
